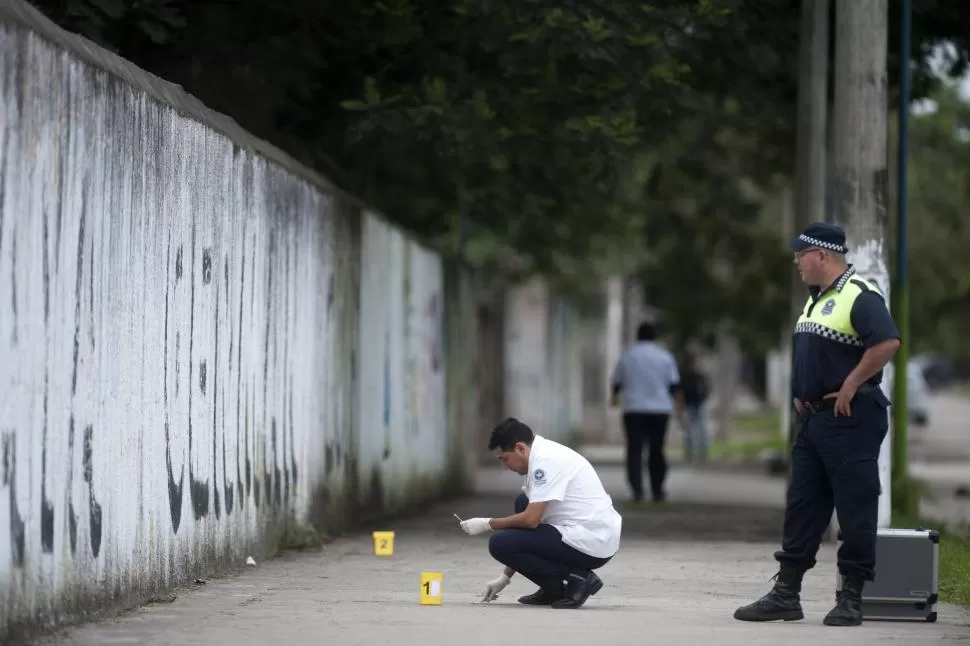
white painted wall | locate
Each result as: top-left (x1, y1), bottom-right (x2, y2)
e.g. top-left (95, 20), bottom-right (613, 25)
top-left (503, 279), bottom-right (583, 444)
top-left (604, 276), bottom-right (625, 442)
top-left (0, 1), bottom-right (592, 637)
top-left (0, 40), bottom-right (330, 626)
top-left (0, 8), bottom-right (478, 637)
top-left (547, 293), bottom-right (583, 439)
top-left (504, 280), bottom-right (550, 436)
top-left (357, 213), bottom-right (447, 503)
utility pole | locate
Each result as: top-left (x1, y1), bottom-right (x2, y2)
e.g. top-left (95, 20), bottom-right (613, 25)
top-left (830, 0), bottom-right (892, 528)
top-left (891, 0), bottom-right (913, 519)
top-left (784, 0), bottom-right (830, 459)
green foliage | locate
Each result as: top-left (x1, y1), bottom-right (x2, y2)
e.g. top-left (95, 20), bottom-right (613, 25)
top-left (891, 472), bottom-right (922, 519)
top-left (939, 531), bottom-right (970, 606)
top-left (624, 93), bottom-right (795, 356)
top-left (888, 85), bottom-right (970, 363)
top-left (27, 0), bottom-right (783, 277)
top-left (891, 508), bottom-right (970, 606)
top-left (311, 0), bottom-right (735, 274)
top-left (275, 519), bottom-right (325, 554)
top-left (37, 0), bottom-right (186, 44)
top-left (26, 0), bottom-right (970, 341)
top-left (709, 435), bottom-right (786, 461)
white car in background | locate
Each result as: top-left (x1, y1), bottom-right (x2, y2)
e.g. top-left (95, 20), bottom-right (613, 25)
top-left (884, 359), bottom-right (931, 427)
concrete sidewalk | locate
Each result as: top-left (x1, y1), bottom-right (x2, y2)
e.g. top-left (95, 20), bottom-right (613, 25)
top-left (28, 466), bottom-right (970, 646)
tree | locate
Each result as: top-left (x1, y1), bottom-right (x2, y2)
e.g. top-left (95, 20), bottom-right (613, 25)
top-left (889, 85), bottom-right (970, 363)
top-left (30, 0), bottom-right (739, 271)
top-left (26, 0), bottom-right (970, 304)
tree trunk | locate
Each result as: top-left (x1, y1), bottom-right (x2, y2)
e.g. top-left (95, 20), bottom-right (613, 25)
top-left (714, 323), bottom-right (740, 443)
top-left (794, 0), bottom-right (830, 237)
top-left (831, 0), bottom-right (892, 529)
top-left (783, 0), bottom-right (831, 464)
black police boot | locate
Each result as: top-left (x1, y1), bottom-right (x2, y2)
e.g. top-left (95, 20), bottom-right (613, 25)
top-left (733, 565), bottom-right (805, 622)
top-left (823, 575), bottom-right (864, 626)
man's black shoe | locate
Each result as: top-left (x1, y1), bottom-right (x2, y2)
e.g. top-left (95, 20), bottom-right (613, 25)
top-left (823, 575), bottom-right (864, 626)
top-left (551, 571), bottom-right (603, 609)
top-left (517, 586), bottom-right (565, 605)
top-left (733, 566), bottom-right (805, 622)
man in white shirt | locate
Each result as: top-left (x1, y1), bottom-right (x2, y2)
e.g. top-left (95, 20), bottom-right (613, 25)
top-left (457, 417), bottom-right (623, 609)
top-left (610, 320), bottom-right (683, 503)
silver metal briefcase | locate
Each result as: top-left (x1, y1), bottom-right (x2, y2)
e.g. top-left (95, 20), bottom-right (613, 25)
top-left (835, 527), bottom-right (940, 622)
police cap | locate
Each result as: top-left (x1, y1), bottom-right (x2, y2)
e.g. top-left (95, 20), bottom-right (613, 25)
top-left (790, 222), bottom-right (848, 254)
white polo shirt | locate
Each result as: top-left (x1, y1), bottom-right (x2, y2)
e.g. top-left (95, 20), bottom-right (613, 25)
top-left (524, 435), bottom-right (623, 559)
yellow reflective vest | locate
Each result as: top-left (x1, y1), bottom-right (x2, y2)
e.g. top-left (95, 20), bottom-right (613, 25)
top-left (794, 273), bottom-right (884, 348)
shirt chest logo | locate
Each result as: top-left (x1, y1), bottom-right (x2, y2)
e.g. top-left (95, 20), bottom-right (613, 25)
top-left (533, 469), bottom-right (545, 484)
top-left (821, 298), bottom-right (836, 316)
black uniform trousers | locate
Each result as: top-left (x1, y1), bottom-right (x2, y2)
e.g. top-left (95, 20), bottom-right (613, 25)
top-left (488, 494), bottom-right (612, 592)
top-left (775, 392), bottom-right (889, 581)
top-left (622, 412), bottom-right (670, 501)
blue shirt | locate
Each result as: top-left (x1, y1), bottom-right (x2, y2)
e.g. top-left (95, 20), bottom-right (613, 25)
top-left (611, 341), bottom-right (681, 414)
top-left (791, 266), bottom-right (900, 402)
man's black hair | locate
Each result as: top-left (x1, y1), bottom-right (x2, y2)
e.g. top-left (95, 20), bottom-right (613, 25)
top-left (488, 417), bottom-right (535, 451)
top-left (637, 321), bottom-right (656, 341)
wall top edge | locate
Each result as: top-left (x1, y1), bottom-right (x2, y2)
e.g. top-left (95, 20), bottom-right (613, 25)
top-left (0, 0), bottom-right (456, 260)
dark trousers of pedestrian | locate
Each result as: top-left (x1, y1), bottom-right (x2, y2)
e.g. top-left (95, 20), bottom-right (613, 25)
top-left (622, 412), bottom-right (670, 502)
top-left (488, 494), bottom-right (612, 593)
top-left (775, 394), bottom-right (889, 581)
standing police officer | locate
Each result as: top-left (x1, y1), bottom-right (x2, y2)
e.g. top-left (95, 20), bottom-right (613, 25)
top-left (733, 222), bottom-right (901, 627)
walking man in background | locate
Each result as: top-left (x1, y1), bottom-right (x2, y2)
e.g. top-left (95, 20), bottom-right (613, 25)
top-left (610, 321), bottom-right (683, 503)
top-left (733, 222), bottom-right (901, 627)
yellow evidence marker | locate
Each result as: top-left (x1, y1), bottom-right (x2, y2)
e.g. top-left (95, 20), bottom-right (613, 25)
top-left (420, 571), bottom-right (443, 605)
top-left (373, 531), bottom-right (395, 556)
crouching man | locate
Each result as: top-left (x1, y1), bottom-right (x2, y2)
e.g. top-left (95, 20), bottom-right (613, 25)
top-left (457, 417), bottom-right (622, 609)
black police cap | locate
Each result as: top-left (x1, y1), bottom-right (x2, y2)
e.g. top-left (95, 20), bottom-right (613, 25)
top-left (790, 222), bottom-right (848, 254)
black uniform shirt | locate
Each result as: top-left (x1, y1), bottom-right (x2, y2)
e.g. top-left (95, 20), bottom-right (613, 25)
top-left (791, 265), bottom-right (900, 403)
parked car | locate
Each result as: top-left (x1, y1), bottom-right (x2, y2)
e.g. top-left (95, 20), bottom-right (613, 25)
top-left (909, 353), bottom-right (970, 391)
top-left (884, 359), bottom-right (931, 427)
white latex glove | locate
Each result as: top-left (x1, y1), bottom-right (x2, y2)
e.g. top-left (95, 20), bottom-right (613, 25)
top-left (459, 517), bottom-right (493, 535)
top-left (481, 574), bottom-right (511, 602)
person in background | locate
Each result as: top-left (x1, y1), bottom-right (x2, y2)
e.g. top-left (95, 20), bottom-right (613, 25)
top-left (680, 352), bottom-right (711, 464)
top-left (610, 321), bottom-right (683, 503)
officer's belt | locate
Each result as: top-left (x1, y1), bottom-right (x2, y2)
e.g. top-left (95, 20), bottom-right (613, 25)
top-left (802, 383), bottom-right (880, 414)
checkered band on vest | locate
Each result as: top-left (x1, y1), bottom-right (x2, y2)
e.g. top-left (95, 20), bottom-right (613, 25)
top-left (794, 321), bottom-right (863, 347)
top-left (799, 234), bottom-right (847, 253)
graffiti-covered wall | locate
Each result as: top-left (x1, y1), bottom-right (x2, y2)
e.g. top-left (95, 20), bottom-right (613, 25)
top-left (355, 213), bottom-right (451, 508)
top-left (0, 0), bottom-right (478, 638)
top-left (503, 279), bottom-right (583, 444)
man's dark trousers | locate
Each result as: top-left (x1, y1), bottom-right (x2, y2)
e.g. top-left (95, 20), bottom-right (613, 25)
top-left (488, 494), bottom-right (611, 592)
top-left (622, 412), bottom-right (670, 501)
top-left (775, 393), bottom-right (889, 581)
